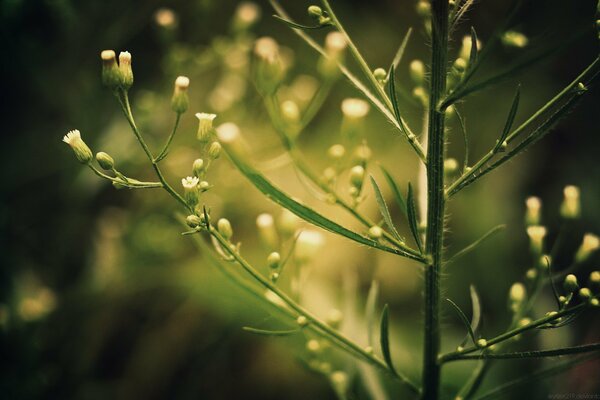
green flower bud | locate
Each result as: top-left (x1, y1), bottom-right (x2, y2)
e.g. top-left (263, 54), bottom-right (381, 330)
top-left (208, 142), bottom-right (222, 160)
top-left (307, 5), bottom-right (323, 18)
top-left (328, 144), bottom-right (346, 160)
top-left (171, 76), bottom-right (190, 114)
top-left (579, 287), bottom-right (592, 301)
top-left (118, 51), bottom-right (133, 90)
top-left (181, 176), bottom-right (199, 207)
top-left (199, 180), bottom-right (210, 192)
top-left (326, 308), bottom-right (343, 329)
top-left (589, 271), bottom-right (600, 288)
top-left (257, 213), bottom-right (280, 250)
top-left (563, 274), bottom-right (579, 293)
top-left (373, 67), bottom-right (387, 84)
top-left (217, 218), bottom-right (233, 240)
top-left (526, 225), bottom-right (546, 255)
top-left (267, 252), bottom-right (281, 269)
top-left (254, 37), bottom-right (284, 95)
top-left (186, 214), bottom-right (202, 228)
top-left (296, 315), bottom-right (308, 327)
top-left (101, 50), bottom-right (120, 90)
top-left (444, 158), bottom-right (459, 175)
top-left (560, 185), bottom-right (580, 219)
top-left (525, 196), bottom-right (542, 226)
top-left (409, 60), bottom-right (425, 84)
top-left (501, 30), bottom-right (529, 48)
top-left (95, 152), bottom-right (115, 170)
top-left (63, 130), bottom-right (93, 164)
top-left (349, 165), bottom-right (365, 189)
top-left (368, 226), bottom-right (383, 239)
top-left (306, 339), bottom-right (321, 353)
top-left (476, 338), bottom-right (487, 348)
top-left (192, 159), bottom-right (205, 177)
top-left (195, 113), bottom-right (217, 143)
top-left (575, 233), bottom-right (599, 263)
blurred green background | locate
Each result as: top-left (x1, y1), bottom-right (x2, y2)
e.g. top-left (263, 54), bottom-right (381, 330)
top-left (2, 0), bottom-right (599, 398)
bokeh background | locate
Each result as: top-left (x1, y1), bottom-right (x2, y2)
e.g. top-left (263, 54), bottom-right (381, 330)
top-left (2, 0), bottom-right (599, 399)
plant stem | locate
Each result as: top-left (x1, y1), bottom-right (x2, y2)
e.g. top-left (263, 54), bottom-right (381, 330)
top-left (422, 1), bottom-right (450, 398)
top-left (155, 112), bottom-right (182, 162)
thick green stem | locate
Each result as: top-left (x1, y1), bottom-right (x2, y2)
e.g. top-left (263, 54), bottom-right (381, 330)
top-left (422, 1), bottom-right (449, 398)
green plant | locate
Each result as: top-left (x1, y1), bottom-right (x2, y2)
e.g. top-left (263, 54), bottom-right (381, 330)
top-left (63, 1), bottom-right (600, 398)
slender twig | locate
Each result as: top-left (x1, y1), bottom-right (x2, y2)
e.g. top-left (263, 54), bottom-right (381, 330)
top-left (443, 342), bottom-right (600, 362)
top-left (155, 113), bottom-right (182, 162)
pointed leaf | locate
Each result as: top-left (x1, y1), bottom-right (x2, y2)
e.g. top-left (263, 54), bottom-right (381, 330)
top-left (447, 224), bottom-right (506, 264)
top-left (380, 304), bottom-right (398, 376)
top-left (493, 85), bottom-right (521, 153)
top-left (388, 28), bottom-right (413, 79)
top-left (272, 15), bottom-right (330, 30)
top-left (406, 182), bottom-right (423, 253)
top-left (243, 326), bottom-right (300, 336)
top-left (469, 285), bottom-right (482, 335)
top-left (447, 298), bottom-right (478, 346)
top-left (380, 165), bottom-right (407, 217)
top-left (387, 65), bottom-right (402, 122)
top-left (222, 145), bottom-right (424, 262)
top-left (365, 280), bottom-right (379, 346)
top-left (370, 175), bottom-right (403, 242)
top-left (468, 27), bottom-right (479, 67)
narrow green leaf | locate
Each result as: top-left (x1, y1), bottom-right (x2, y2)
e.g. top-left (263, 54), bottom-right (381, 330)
top-left (450, 342), bottom-right (600, 362)
top-left (447, 298), bottom-right (477, 346)
top-left (387, 65), bottom-right (401, 122)
top-left (493, 85), bottom-right (520, 153)
top-left (455, 108), bottom-right (469, 171)
top-left (223, 147), bottom-right (424, 262)
top-left (406, 183), bottom-right (423, 253)
top-left (469, 285), bottom-right (482, 335)
top-left (272, 14), bottom-right (330, 30)
top-left (243, 326), bottom-right (300, 336)
top-left (474, 353), bottom-right (600, 400)
top-left (447, 225), bottom-right (506, 264)
top-left (451, 0), bottom-right (475, 29)
top-left (369, 176), bottom-right (403, 242)
top-left (379, 165), bottom-right (407, 217)
top-left (388, 28), bottom-right (413, 80)
top-left (365, 280), bottom-right (379, 346)
top-left (468, 27), bottom-right (478, 67)
top-left (380, 304), bottom-right (398, 376)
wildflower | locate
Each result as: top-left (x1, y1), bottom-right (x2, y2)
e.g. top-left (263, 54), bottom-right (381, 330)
top-left (267, 252), bottom-right (281, 269)
top-left (95, 152), bottom-right (114, 170)
top-left (196, 113), bottom-right (217, 143)
top-left (181, 176), bottom-right (199, 207)
top-left (526, 225), bottom-right (546, 254)
top-left (118, 51), bottom-right (133, 90)
top-left (192, 159), bottom-right (205, 177)
top-left (560, 185), bottom-right (580, 219)
top-left (171, 76), bottom-right (190, 114)
top-left (525, 196), bottom-right (542, 226)
top-left (208, 142), bottom-right (222, 160)
top-left (101, 50), bottom-right (120, 90)
top-left (575, 233), bottom-right (599, 262)
top-left (63, 130), bottom-right (93, 164)
top-left (563, 274), bottom-right (579, 293)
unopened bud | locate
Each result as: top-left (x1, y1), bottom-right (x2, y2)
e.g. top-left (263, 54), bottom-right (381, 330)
top-left (171, 76), bottom-right (190, 113)
top-left (186, 214), bottom-right (202, 228)
top-left (509, 282), bottom-right (526, 312)
top-left (353, 143), bottom-right (372, 163)
top-left (330, 371), bottom-right (349, 395)
top-left (502, 30), bottom-right (529, 48)
top-left (341, 98), bottom-right (370, 120)
top-left (373, 67), bottom-right (387, 84)
top-left (192, 159), bottom-right (205, 177)
top-left (349, 165), bottom-right (365, 189)
top-left (267, 252), bottom-right (281, 269)
top-left (306, 339), bottom-right (321, 353)
top-left (295, 230), bottom-right (325, 264)
top-left (416, 1), bottom-right (431, 16)
top-left (96, 152), bottom-right (114, 170)
top-left (579, 287), bottom-right (592, 301)
top-left (326, 308), bottom-right (343, 328)
top-left (410, 60), bottom-right (425, 84)
top-left (575, 233), bottom-right (599, 263)
top-left (328, 144), bottom-right (346, 160)
top-left (589, 271), bottom-right (600, 288)
top-left (278, 209), bottom-right (300, 237)
top-left (208, 142), bottom-right (222, 160)
top-left (307, 5), bottom-right (323, 18)
top-left (296, 315), bottom-right (308, 327)
top-left (280, 100), bottom-right (300, 124)
top-left (368, 226), bottom-right (383, 239)
top-left (217, 218), bottom-right (233, 240)
top-left (526, 225), bottom-right (546, 254)
top-left (560, 185), bottom-right (580, 219)
top-left (63, 130), bottom-right (93, 164)
top-left (101, 50), bottom-right (120, 90)
top-left (196, 113), bottom-right (217, 143)
top-left (459, 35), bottom-right (482, 63)
top-left (118, 51), bottom-right (133, 89)
top-left (563, 274), bottom-right (579, 293)
top-left (232, 2), bottom-right (261, 31)
top-left (444, 158), bottom-right (459, 175)
top-left (525, 196), bottom-right (542, 226)
top-left (412, 86), bottom-right (428, 106)
top-left (257, 213), bottom-right (279, 250)
top-left (476, 338), bottom-right (487, 348)
top-left (254, 37), bottom-right (284, 94)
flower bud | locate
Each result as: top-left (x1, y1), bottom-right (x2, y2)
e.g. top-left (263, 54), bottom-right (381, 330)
top-left (476, 338), bottom-right (487, 348)
top-left (416, 1), bottom-right (431, 17)
top-left (444, 158), bottom-right (459, 175)
top-left (501, 30), bottom-right (529, 48)
top-left (326, 308), bottom-right (343, 328)
top-left (232, 2), bottom-right (261, 32)
top-left (208, 142), bottom-right (222, 160)
top-left (192, 159), bottom-right (205, 177)
top-left (410, 60), bottom-right (425, 84)
top-left (341, 98), bottom-right (370, 121)
top-left (63, 130), bottom-right (93, 164)
top-left (579, 287), bottom-right (592, 301)
top-left (525, 196), bottom-right (542, 226)
top-left (216, 122), bottom-right (245, 158)
top-left (181, 176), bottom-right (199, 207)
top-left (526, 268), bottom-right (537, 281)
top-left (560, 185), bottom-right (580, 219)
top-left (589, 271), bottom-right (600, 288)
top-left (306, 339), bottom-right (321, 353)
top-left (459, 35), bottom-right (482, 63)
top-left (591, 298), bottom-right (600, 307)
top-left (563, 274), bottom-right (579, 293)
top-left (307, 5), bottom-right (323, 18)
top-left (254, 37), bottom-right (284, 95)
top-left (96, 152), bottom-right (114, 170)
top-left (330, 371), bottom-right (349, 395)
top-left (101, 50), bottom-right (120, 90)
top-left (278, 209), bottom-right (301, 237)
top-left (575, 234), bottom-right (599, 263)
top-left (267, 252), bottom-right (281, 269)
top-left (186, 214), bottom-right (202, 228)
top-left (217, 218), bottom-right (233, 240)
top-left (526, 225), bottom-right (546, 254)
top-left (118, 51), bottom-right (133, 90)
top-left (509, 282), bottom-right (526, 312)
top-left (171, 76), bottom-right (190, 114)
top-left (328, 144), bottom-right (346, 160)
top-left (280, 100), bottom-right (300, 125)
top-left (412, 86), bottom-right (428, 107)
top-left (318, 32), bottom-right (347, 78)
top-left (373, 67), bottom-right (387, 84)
top-left (349, 165), bottom-right (365, 189)
top-left (296, 315), bottom-right (308, 327)
top-left (368, 226), bottom-right (383, 239)
top-left (154, 8), bottom-right (177, 28)
top-left (295, 230), bottom-right (324, 264)
top-left (257, 213), bottom-right (280, 250)
top-left (196, 113), bottom-right (217, 143)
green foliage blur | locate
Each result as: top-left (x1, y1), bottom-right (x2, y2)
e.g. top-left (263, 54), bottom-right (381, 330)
top-left (1, 0), bottom-right (599, 398)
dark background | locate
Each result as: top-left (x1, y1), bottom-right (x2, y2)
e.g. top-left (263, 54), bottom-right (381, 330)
top-left (1, 0), bottom-right (599, 398)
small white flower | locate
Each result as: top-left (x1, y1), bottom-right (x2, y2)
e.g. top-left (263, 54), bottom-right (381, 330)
top-left (196, 113), bottom-right (217, 142)
top-left (63, 129), bottom-right (93, 164)
top-left (175, 76), bottom-right (190, 90)
top-left (181, 176), bottom-right (199, 190)
top-left (63, 129), bottom-right (81, 144)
